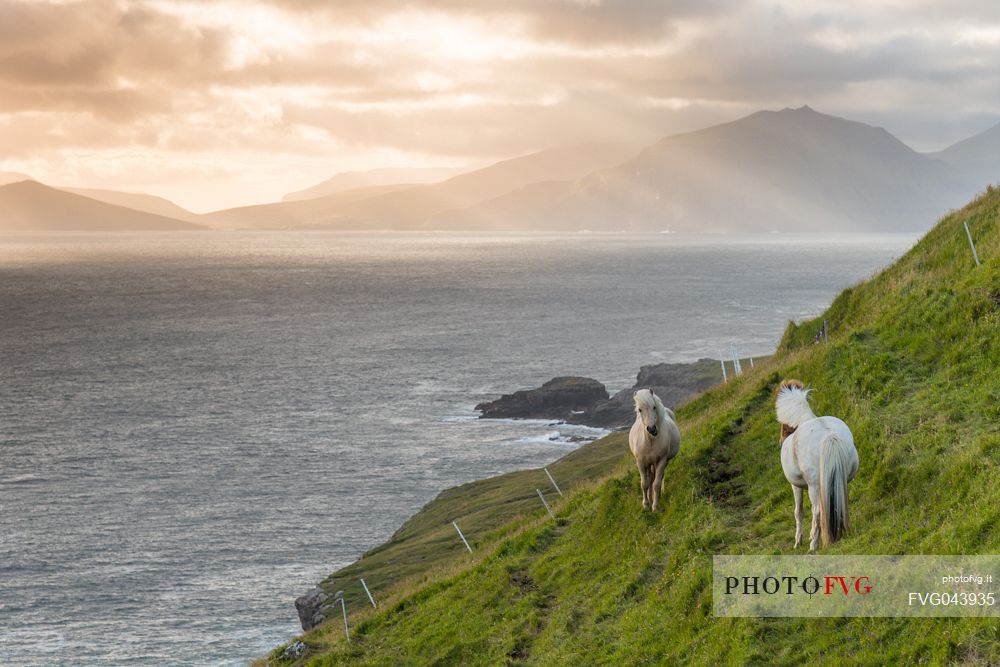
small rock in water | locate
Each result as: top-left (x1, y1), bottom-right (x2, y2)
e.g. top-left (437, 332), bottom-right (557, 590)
top-left (474, 376), bottom-right (609, 421)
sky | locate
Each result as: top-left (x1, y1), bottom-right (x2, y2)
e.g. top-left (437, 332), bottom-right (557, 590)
top-left (2, 0), bottom-right (1000, 212)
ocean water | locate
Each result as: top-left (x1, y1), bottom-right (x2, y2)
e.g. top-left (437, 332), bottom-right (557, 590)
top-left (0, 232), bottom-right (916, 666)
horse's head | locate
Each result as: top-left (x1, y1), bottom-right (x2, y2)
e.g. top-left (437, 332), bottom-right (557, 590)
top-left (776, 378), bottom-right (806, 444)
top-left (633, 388), bottom-right (661, 436)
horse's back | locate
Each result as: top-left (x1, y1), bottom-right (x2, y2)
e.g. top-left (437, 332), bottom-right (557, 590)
top-left (795, 416), bottom-right (859, 480)
top-left (628, 418), bottom-right (643, 456)
top-left (665, 413), bottom-right (681, 458)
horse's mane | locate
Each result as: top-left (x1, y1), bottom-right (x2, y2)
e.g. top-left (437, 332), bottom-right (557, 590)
top-left (634, 389), bottom-right (673, 422)
top-left (779, 378), bottom-right (805, 393)
top-left (775, 382), bottom-right (816, 428)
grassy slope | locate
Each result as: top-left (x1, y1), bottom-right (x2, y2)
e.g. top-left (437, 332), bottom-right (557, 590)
top-left (313, 435), bottom-right (628, 614)
top-left (268, 187), bottom-right (1000, 666)
top-left (303, 356), bottom-right (761, 615)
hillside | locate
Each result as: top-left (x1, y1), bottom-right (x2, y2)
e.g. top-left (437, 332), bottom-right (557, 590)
top-left (282, 166), bottom-right (464, 202)
top-left (203, 143), bottom-right (636, 230)
top-left (0, 181), bottom-right (204, 232)
top-left (0, 171), bottom-right (32, 186)
top-left (62, 187), bottom-right (200, 223)
top-left (201, 183), bottom-right (418, 230)
top-left (263, 185), bottom-right (999, 665)
top-left (933, 121), bottom-right (1000, 197)
top-left (440, 107), bottom-right (968, 232)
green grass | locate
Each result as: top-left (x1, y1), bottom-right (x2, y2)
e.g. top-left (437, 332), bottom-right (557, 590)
top-left (263, 186), bottom-right (1000, 666)
top-left (311, 434), bottom-right (629, 615)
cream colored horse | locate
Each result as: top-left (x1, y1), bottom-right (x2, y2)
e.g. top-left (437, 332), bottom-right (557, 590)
top-left (629, 389), bottom-right (681, 511)
top-left (776, 380), bottom-right (859, 551)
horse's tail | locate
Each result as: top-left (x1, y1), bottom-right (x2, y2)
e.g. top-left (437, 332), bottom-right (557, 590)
top-left (818, 431), bottom-right (851, 545)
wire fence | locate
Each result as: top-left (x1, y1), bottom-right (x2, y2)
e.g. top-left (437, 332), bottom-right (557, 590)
top-left (324, 217), bottom-right (991, 645)
top-left (328, 339), bottom-right (788, 644)
top-left (331, 465), bottom-right (568, 642)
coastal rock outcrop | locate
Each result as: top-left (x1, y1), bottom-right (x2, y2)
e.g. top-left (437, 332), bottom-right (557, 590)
top-left (474, 376), bottom-right (609, 420)
top-left (295, 587), bottom-right (343, 631)
top-left (478, 358), bottom-right (726, 428)
top-left (632, 358), bottom-right (724, 408)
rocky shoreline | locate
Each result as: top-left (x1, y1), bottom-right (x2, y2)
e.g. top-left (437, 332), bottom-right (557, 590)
top-left (475, 358), bottom-right (731, 429)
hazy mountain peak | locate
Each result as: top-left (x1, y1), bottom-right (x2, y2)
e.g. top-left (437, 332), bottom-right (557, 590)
top-left (151, 107), bottom-right (1000, 233)
top-left (283, 166), bottom-right (466, 202)
top-left (0, 171), bottom-right (32, 186)
top-left (5, 179), bottom-right (45, 192)
top-left (932, 118), bottom-right (1000, 191)
top-left (0, 179), bottom-right (203, 232)
top-left (751, 105), bottom-right (866, 127)
top-left (62, 186), bottom-right (198, 222)
top-left (210, 140), bottom-right (639, 230)
top-left (443, 106), bottom-right (969, 233)
top-left (777, 104), bottom-right (816, 114)
top-left (935, 120), bottom-right (1000, 159)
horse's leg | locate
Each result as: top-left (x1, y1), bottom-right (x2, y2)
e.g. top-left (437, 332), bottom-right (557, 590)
top-left (647, 465), bottom-right (656, 507)
top-left (650, 457), bottom-right (669, 512)
top-left (636, 460), bottom-right (651, 510)
top-left (807, 485), bottom-right (821, 551)
top-left (645, 465), bottom-right (656, 509)
top-left (792, 485), bottom-right (804, 548)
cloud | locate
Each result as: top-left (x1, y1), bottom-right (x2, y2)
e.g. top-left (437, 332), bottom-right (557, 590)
top-left (1, 0), bottom-right (999, 210)
top-left (262, 0), bottom-right (727, 45)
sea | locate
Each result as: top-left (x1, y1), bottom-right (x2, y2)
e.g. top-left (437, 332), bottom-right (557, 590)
top-left (0, 232), bottom-right (916, 666)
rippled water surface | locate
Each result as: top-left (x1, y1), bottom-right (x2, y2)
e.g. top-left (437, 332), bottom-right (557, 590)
top-left (0, 232), bottom-right (916, 665)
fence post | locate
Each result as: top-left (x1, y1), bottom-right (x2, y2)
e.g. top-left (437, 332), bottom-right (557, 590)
top-left (720, 355), bottom-right (727, 382)
top-left (964, 220), bottom-right (981, 267)
top-left (544, 467), bottom-right (563, 497)
top-left (452, 520), bottom-right (473, 553)
top-left (360, 578), bottom-right (376, 608)
top-left (536, 489), bottom-right (555, 519)
top-left (340, 597), bottom-right (350, 641)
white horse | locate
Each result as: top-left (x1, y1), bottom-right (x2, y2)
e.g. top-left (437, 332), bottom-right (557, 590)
top-left (629, 389), bottom-right (681, 511)
top-left (776, 380), bottom-right (859, 551)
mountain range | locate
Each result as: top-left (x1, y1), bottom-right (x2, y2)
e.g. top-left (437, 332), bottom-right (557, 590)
top-left (2, 107), bottom-right (999, 233)
top-left (61, 187), bottom-right (202, 223)
top-left (931, 121), bottom-right (1000, 190)
top-left (200, 142), bottom-right (637, 230)
top-left (282, 166), bottom-right (467, 202)
top-left (436, 106), bottom-right (968, 232)
top-left (0, 181), bottom-right (203, 232)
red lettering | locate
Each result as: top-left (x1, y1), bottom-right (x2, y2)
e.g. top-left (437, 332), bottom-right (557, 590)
top-left (823, 575), bottom-right (873, 595)
top-left (823, 576), bottom-right (849, 595)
